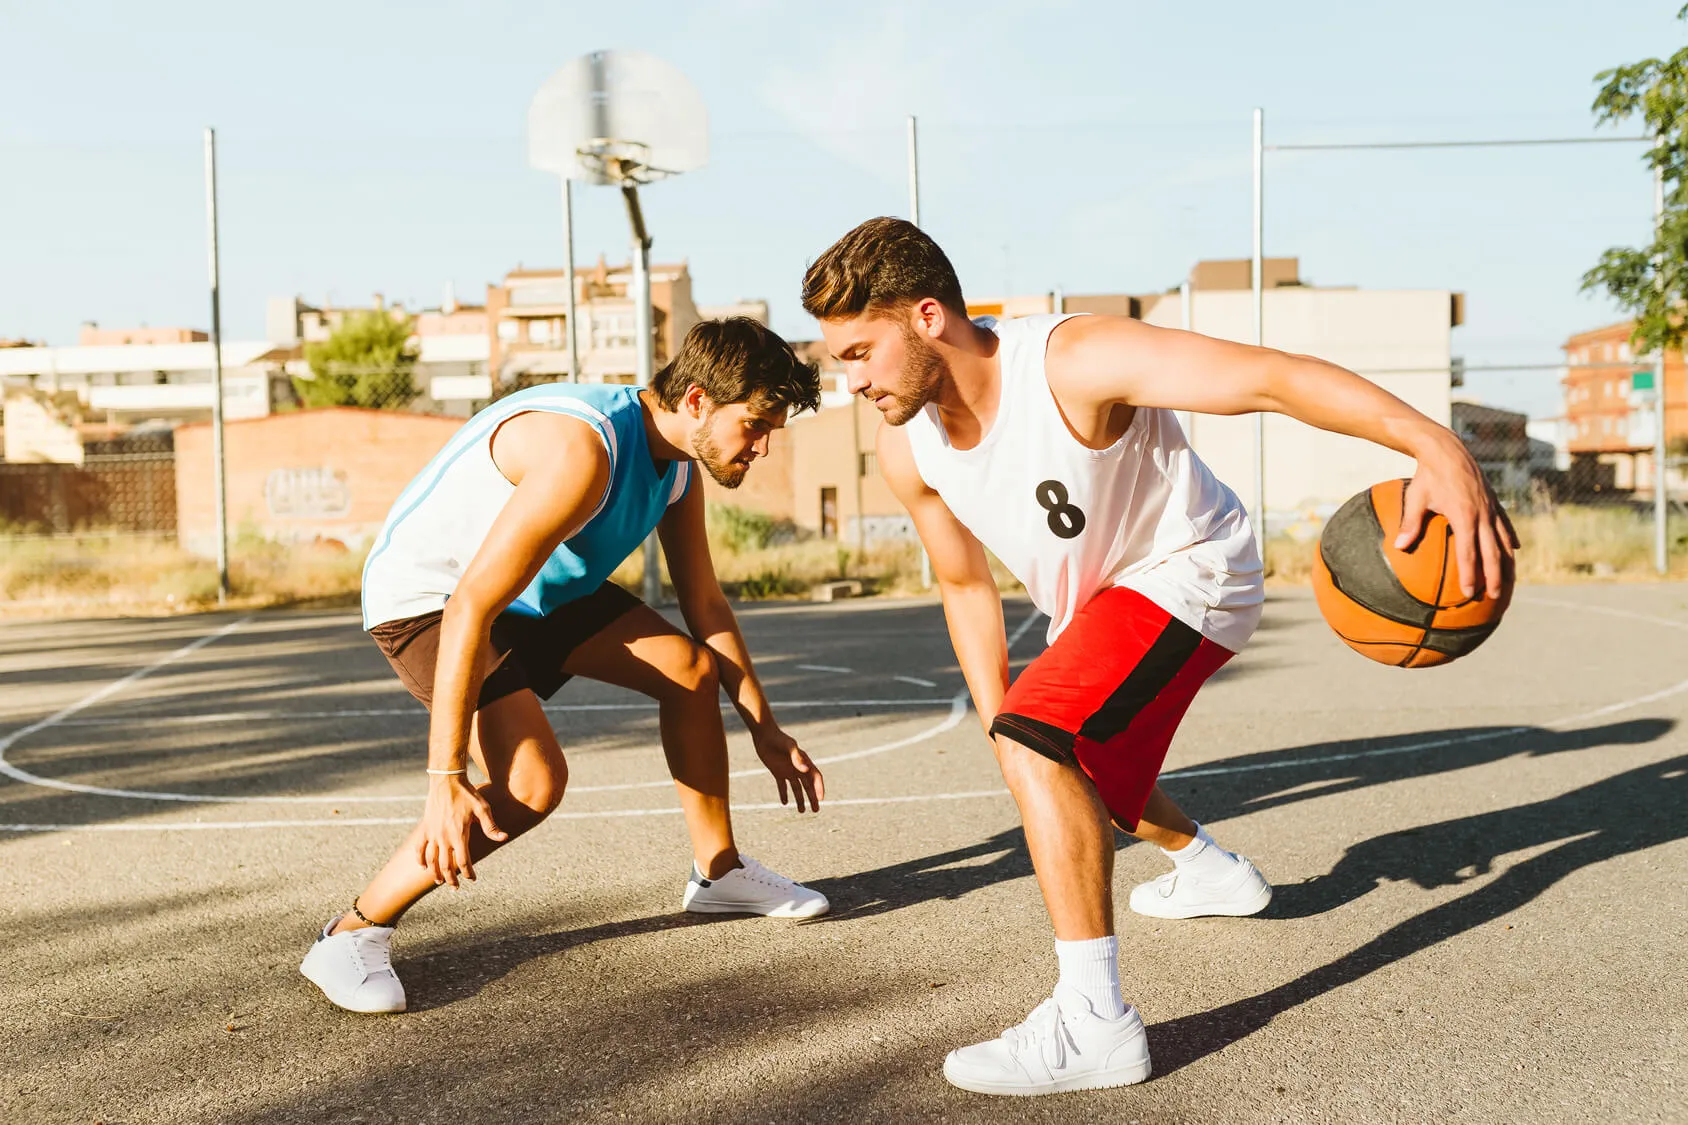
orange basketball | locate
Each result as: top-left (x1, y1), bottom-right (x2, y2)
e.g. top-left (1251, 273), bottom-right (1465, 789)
top-left (1311, 479), bottom-right (1512, 668)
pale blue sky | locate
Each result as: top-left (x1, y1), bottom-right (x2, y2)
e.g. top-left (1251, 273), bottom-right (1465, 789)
top-left (2, 0), bottom-right (1681, 417)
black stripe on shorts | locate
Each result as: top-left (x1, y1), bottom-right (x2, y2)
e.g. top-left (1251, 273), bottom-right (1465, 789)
top-left (1075, 615), bottom-right (1203, 744)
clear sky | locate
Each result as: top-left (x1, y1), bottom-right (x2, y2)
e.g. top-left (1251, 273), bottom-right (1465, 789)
top-left (2, 0), bottom-right (1682, 418)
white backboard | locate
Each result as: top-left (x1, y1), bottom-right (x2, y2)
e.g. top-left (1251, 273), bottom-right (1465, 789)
top-left (528, 50), bottom-right (708, 185)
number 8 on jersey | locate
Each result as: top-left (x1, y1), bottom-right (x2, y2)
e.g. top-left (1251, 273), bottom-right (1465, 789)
top-left (1036, 479), bottom-right (1086, 540)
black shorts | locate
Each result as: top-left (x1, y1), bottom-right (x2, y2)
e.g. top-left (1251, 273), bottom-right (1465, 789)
top-left (368, 582), bottom-right (643, 711)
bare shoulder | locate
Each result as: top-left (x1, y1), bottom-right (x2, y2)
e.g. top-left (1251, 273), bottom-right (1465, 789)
top-left (875, 419), bottom-right (931, 499)
top-left (491, 410), bottom-right (609, 487)
top-left (1045, 314), bottom-right (1158, 378)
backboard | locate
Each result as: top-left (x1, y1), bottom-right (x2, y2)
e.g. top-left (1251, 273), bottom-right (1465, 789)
top-left (528, 50), bottom-right (708, 185)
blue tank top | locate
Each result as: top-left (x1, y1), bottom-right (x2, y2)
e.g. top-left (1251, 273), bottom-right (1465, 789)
top-left (360, 383), bottom-right (692, 628)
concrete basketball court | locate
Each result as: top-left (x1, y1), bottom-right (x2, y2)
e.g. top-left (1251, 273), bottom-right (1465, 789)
top-left (1, 585), bottom-right (1684, 1124)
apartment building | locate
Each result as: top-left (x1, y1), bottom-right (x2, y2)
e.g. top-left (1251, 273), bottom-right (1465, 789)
top-left (1561, 320), bottom-right (1686, 493)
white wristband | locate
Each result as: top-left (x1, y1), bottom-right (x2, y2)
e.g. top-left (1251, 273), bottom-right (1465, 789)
top-left (425, 767), bottom-right (468, 776)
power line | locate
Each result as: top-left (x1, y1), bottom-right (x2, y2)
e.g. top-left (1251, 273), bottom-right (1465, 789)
top-left (1267, 136), bottom-right (1648, 153)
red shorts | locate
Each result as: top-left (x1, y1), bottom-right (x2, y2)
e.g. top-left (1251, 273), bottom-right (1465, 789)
top-left (989, 587), bottom-right (1234, 830)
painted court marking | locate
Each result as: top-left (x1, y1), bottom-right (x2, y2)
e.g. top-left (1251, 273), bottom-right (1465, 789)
top-left (0, 610), bottom-right (1040, 808)
top-left (2, 600), bottom-right (1686, 833)
top-left (47, 699), bottom-right (955, 728)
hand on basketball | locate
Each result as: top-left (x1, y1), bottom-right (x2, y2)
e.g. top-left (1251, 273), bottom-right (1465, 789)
top-left (1396, 437), bottom-right (1520, 601)
top-left (754, 726), bottom-right (825, 813)
top-left (419, 772), bottom-right (507, 888)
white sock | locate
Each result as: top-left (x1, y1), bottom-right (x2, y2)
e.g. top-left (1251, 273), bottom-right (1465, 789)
top-left (1162, 822), bottom-right (1240, 882)
top-left (1054, 936), bottom-right (1126, 1019)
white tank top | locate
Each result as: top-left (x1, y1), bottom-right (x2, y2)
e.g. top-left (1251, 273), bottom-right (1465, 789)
top-left (905, 314), bottom-right (1264, 651)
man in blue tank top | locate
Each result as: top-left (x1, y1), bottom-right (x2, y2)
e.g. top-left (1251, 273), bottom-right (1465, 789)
top-left (302, 318), bottom-right (829, 1014)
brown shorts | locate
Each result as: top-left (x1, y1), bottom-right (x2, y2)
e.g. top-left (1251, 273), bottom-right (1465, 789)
top-left (369, 582), bottom-right (643, 711)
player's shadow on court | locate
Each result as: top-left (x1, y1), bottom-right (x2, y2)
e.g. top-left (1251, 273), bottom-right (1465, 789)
top-left (1147, 750), bottom-right (1688, 1077)
top-left (396, 910), bottom-right (739, 1013)
top-left (1161, 717), bottom-right (1674, 830)
top-left (799, 718), bottom-right (1672, 923)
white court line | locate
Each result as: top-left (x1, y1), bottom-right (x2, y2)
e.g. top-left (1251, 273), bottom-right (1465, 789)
top-left (797, 664), bottom-right (854, 674)
top-left (1515, 595), bottom-right (1688, 632)
top-left (48, 699), bottom-right (954, 728)
top-left (0, 790), bottom-right (1019, 833)
top-left (894, 675), bottom-right (938, 688)
top-left (3, 599), bottom-right (1688, 832)
top-left (1163, 674), bottom-right (1688, 781)
top-left (0, 608), bottom-right (1041, 811)
top-left (10, 655), bottom-right (1688, 835)
top-left (0, 616), bottom-right (251, 794)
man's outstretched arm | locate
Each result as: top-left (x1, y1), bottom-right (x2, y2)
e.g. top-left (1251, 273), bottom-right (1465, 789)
top-left (1046, 315), bottom-right (1518, 600)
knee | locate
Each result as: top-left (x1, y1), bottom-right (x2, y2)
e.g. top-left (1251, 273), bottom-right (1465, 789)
top-left (993, 733), bottom-right (1080, 791)
top-left (505, 755), bottom-right (568, 818)
top-left (666, 641), bottom-right (719, 701)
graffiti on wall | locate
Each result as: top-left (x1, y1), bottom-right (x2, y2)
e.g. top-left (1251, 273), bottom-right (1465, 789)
top-left (264, 466), bottom-right (351, 519)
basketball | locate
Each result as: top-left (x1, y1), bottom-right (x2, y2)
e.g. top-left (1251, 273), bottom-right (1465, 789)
top-left (1312, 479), bottom-right (1512, 668)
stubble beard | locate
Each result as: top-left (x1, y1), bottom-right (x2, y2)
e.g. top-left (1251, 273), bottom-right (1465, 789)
top-left (877, 325), bottom-right (946, 427)
top-left (691, 426), bottom-right (748, 489)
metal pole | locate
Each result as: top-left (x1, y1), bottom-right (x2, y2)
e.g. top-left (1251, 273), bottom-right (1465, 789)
top-left (203, 127), bottom-right (229, 605)
top-left (1251, 107), bottom-right (1267, 544)
top-left (626, 186), bottom-right (661, 605)
top-left (1655, 150), bottom-right (1669, 575)
top-left (562, 180), bottom-right (581, 383)
top-left (909, 112), bottom-right (932, 589)
top-left (907, 115), bottom-right (921, 227)
top-left (1178, 278), bottom-right (1195, 439)
top-left (1053, 286), bottom-right (1065, 314)
top-left (851, 395), bottom-right (865, 561)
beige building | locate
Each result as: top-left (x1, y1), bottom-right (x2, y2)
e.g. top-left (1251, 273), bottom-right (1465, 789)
top-left (1138, 259), bottom-right (1459, 523)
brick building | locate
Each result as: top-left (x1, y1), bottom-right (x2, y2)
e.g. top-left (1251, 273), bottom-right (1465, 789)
top-left (174, 409), bottom-right (463, 557)
top-left (1562, 320), bottom-right (1687, 493)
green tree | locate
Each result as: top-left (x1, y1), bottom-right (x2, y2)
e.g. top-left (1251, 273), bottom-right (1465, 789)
top-left (295, 310), bottom-right (419, 408)
top-left (1581, 6), bottom-right (1688, 357)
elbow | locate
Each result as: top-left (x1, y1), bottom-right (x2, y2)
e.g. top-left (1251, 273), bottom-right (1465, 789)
top-left (441, 594), bottom-right (498, 636)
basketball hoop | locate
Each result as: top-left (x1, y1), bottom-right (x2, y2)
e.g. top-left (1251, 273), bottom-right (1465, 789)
top-left (529, 51), bottom-right (708, 186)
top-left (575, 139), bottom-right (675, 186)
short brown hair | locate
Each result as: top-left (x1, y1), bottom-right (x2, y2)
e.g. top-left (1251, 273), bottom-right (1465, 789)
top-left (801, 217), bottom-right (967, 321)
top-left (650, 317), bottom-right (821, 416)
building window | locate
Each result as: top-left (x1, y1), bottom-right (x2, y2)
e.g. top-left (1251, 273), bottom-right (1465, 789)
top-left (819, 487), bottom-right (838, 540)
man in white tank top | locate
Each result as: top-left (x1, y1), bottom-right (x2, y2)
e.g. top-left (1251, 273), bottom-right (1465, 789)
top-left (804, 218), bottom-right (1516, 1096)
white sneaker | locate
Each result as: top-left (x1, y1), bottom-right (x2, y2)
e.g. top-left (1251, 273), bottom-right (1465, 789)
top-left (681, 855), bottom-right (830, 918)
top-left (942, 985), bottom-right (1152, 1096)
top-left (1129, 854), bottom-right (1273, 919)
top-left (299, 917), bottom-right (406, 1013)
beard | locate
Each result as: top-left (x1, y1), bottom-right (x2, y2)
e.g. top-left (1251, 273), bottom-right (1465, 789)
top-left (876, 324), bottom-right (946, 426)
top-left (691, 425), bottom-right (748, 489)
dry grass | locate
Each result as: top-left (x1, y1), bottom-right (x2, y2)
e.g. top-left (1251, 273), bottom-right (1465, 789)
top-left (4, 504), bottom-right (1678, 618)
top-left (1265, 504), bottom-right (1688, 585)
top-left (0, 533), bottom-right (365, 618)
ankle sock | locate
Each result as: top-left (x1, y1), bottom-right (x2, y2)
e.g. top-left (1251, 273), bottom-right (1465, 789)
top-left (1162, 822), bottom-right (1240, 882)
top-left (1054, 935), bottom-right (1126, 1019)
